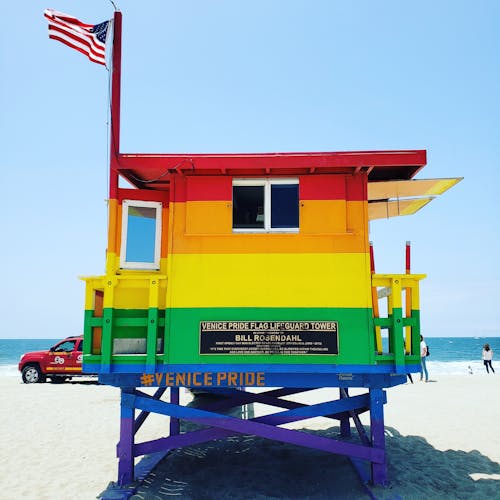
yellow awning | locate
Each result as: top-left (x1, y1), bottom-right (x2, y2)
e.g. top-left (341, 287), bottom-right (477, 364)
top-left (368, 177), bottom-right (462, 220)
top-left (368, 177), bottom-right (462, 201)
top-left (369, 198), bottom-right (434, 220)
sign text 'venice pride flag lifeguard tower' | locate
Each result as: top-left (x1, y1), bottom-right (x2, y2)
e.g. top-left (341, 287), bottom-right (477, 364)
top-left (45, 8), bottom-right (461, 494)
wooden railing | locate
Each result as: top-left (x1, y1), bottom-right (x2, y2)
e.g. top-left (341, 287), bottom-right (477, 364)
top-left (81, 274), bottom-right (167, 373)
top-left (371, 273), bottom-right (426, 373)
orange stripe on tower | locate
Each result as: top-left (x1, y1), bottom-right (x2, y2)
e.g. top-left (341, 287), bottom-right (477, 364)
top-left (171, 201), bottom-right (368, 254)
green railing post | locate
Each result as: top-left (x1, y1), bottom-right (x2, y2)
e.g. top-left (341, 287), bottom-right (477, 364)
top-left (146, 278), bottom-right (160, 373)
top-left (390, 277), bottom-right (405, 373)
top-left (101, 278), bottom-right (116, 373)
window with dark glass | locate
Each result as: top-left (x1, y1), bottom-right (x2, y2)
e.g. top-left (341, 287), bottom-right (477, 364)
top-left (233, 179), bottom-right (299, 231)
top-left (271, 183), bottom-right (299, 228)
top-left (232, 185), bottom-right (265, 229)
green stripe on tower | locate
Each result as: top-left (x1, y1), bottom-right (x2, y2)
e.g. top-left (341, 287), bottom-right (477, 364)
top-left (165, 307), bottom-right (373, 365)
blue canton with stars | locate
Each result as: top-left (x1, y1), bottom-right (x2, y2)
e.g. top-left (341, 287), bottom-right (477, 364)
top-left (91, 21), bottom-right (110, 43)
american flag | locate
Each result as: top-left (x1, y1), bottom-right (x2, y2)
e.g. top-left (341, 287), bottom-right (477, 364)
top-left (44, 9), bottom-right (111, 66)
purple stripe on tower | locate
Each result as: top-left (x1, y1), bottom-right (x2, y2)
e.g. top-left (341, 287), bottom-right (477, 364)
top-left (118, 389), bottom-right (135, 486)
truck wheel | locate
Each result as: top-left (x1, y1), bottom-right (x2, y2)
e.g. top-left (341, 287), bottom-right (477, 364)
top-left (21, 365), bottom-right (46, 384)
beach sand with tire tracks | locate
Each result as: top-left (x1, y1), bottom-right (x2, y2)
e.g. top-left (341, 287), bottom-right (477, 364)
top-left (0, 375), bottom-right (499, 499)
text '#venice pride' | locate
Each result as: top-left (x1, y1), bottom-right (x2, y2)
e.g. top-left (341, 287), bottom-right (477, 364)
top-left (140, 371), bottom-right (266, 387)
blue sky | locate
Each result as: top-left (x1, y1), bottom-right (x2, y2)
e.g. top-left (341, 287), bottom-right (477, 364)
top-left (1, 1), bottom-right (499, 338)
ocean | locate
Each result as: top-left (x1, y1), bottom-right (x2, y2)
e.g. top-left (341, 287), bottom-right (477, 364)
top-left (1, 337), bottom-right (499, 378)
top-left (1, 339), bottom-right (60, 377)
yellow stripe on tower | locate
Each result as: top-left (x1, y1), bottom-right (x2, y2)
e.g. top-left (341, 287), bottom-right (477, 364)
top-left (168, 253), bottom-right (372, 308)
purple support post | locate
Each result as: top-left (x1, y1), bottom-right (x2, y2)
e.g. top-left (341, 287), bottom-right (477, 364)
top-left (369, 388), bottom-right (387, 486)
top-left (169, 387), bottom-right (180, 436)
top-left (117, 388), bottom-right (135, 486)
top-left (339, 387), bottom-right (351, 437)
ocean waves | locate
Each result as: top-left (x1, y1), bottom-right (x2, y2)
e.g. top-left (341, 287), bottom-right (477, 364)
top-left (426, 359), bottom-right (495, 376)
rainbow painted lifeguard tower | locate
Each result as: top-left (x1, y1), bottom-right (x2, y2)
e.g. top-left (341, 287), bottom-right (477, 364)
top-left (70, 11), bottom-right (461, 494)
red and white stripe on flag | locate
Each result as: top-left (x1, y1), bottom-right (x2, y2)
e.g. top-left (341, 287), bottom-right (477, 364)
top-left (44, 9), bottom-right (110, 66)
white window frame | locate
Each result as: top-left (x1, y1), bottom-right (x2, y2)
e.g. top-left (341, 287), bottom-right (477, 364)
top-left (120, 200), bottom-right (162, 270)
top-left (232, 178), bottom-right (299, 233)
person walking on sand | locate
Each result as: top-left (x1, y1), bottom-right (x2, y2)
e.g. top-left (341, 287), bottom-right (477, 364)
top-left (482, 344), bottom-right (495, 374)
top-left (420, 335), bottom-right (429, 382)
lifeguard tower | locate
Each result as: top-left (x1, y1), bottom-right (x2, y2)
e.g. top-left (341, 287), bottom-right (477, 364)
top-left (78, 11), bottom-right (461, 495)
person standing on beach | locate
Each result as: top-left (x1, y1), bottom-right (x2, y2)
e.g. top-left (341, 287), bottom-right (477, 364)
top-left (482, 344), bottom-right (495, 374)
top-left (420, 335), bottom-right (429, 382)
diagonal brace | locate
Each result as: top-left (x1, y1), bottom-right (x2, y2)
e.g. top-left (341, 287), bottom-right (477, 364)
top-left (128, 394), bottom-right (384, 463)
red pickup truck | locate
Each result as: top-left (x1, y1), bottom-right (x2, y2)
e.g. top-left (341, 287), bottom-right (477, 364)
top-left (18, 336), bottom-right (92, 383)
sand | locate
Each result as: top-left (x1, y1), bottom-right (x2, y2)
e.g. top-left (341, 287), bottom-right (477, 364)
top-left (0, 374), bottom-right (499, 499)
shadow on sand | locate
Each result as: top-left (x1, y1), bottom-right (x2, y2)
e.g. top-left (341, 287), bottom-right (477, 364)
top-left (124, 420), bottom-right (500, 500)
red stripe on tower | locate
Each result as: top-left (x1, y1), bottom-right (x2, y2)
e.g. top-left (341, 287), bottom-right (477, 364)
top-left (300, 175), bottom-right (366, 201)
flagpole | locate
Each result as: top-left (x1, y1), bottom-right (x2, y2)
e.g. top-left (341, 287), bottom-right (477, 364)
top-left (105, 10), bottom-right (122, 275)
top-left (109, 10), bottom-right (122, 199)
